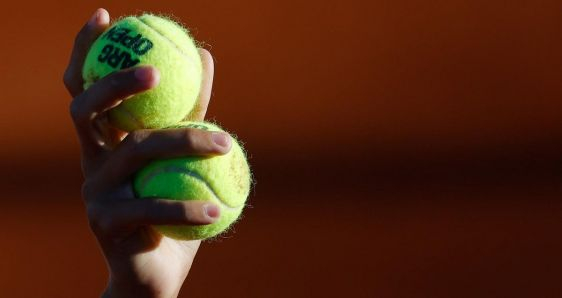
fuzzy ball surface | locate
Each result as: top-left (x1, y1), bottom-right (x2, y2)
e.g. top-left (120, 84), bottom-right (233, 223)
top-left (133, 121), bottom-right (252, 240)
top-left (82, 14), bottom-right (203, 131)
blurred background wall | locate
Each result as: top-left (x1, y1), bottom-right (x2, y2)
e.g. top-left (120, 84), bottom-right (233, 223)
top-left (1, 0), bottom-right (562, 297)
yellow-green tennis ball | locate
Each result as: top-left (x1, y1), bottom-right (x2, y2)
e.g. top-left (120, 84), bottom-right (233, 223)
top-left (133, 121), bottom-right (252, 240)
top-left (82, 14), bottom-right (202, 131)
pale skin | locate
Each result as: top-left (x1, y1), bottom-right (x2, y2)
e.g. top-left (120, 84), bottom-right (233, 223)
top-left (63, 8), bottom-right (230, 298)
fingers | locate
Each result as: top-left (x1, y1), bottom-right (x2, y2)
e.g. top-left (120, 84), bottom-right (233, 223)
top-left (63, 8), bottom-right (110, 97)
top-left (70, 66), bottom-right (160, 157)
top-left (71, 67), bottom-right (160, 128)
top-left (88, 199), bottom-right (221, 236)
top-left (92, 113), bottom-right (128, 150)
top-left (187, 48), bottom-right (215, 121)
top-left (89, 127), bottom-right (232, 191)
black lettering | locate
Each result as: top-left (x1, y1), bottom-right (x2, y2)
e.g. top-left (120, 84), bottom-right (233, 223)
top-left (97, 44), bottom-right (113, 62)
top-left (97, 44), bottom-right (139, 69)
top-left (101, 25), bottom-right (154, 56)
top-left (111, 28), bottom-right (131, 43)
top-left (121, 33), bottom-right (141, 48)
top-left (106, 47), bottom-right (125, 68)
top-left (132, 38), bottom-right (154, 56)
top-left (121, 53), bottom-right (140, 69)
top-left (102, 27), bottom-right (118, 40)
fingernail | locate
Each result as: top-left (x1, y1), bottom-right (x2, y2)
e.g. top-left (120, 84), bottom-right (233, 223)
top-left (88, 9), bottom-right (107, 27)
top-left (211, 132), bottom-right (231, 149)
top-left (135, 67), bottom-right (154, 82)
top-left (204, 204), bottom-right (220, 219)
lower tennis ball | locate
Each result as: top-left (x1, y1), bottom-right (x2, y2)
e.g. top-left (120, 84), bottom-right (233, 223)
top-left (133, 122), bottom-right (252, 240)
top-left (82, 14), bottom-right (202, 131)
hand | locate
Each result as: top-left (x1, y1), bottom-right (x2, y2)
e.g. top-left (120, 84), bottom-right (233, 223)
top-left (63, 8), bottom-right (229, 298)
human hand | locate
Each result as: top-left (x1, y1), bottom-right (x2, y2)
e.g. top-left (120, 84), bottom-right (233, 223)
top-left (63, 8), bottom-right (229, 298)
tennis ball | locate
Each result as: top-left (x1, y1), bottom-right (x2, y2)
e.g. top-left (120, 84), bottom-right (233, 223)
top-left (133, 121), bottom-right (252, 240)
top-left (82, 14), bottom-right (202, 131)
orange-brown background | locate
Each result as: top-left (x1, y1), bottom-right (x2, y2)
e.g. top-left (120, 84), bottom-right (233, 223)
top-left (1, 0), bottom-right (562, 297)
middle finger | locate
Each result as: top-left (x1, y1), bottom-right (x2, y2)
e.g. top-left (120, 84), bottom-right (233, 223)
top-left (87, 127), bottom-right (232, 193)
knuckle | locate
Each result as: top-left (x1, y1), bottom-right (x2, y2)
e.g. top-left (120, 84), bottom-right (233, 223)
top-left (62, 69), bottom-right (74, 89)
top-left (94, 73), bottom-right (123, 99)
top-left (180, 201), bottom-right (202, 223)
top-left (180, 129), bottom-right (198, 150)
top-left (183, 205), bottom-right (197, 223)
top-left (88, 206), bottom-right (116, 233)
top-left (108, 75), bottom-right (122, 91)
top-left (68, 98), bottom-right (81, 119)
top-left (105, 71), bottom-right (131, 95)
top-left (68, 97), bottom-right (86, 124)
top-left (127, 130), bottom-right (150, 148)
top-left (124, 129), bottom-right (151, 157)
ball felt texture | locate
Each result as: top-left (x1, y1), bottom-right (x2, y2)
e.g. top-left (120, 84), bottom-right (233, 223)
top-left (82, 14), bottom-right (203, 131)
top-left (133, 121), bottom-right (252, 240)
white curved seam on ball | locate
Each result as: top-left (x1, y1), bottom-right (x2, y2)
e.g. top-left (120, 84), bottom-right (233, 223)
top-left (138, 165), bottom-right (242, 210)
top-left (136, 18), bottom-right (200, 69)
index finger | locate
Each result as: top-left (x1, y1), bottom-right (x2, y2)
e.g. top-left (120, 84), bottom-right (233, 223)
top-left (63, 8), bottom-right (110, 97)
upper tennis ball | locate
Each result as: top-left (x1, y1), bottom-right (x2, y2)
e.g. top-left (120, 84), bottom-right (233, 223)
top-left (82, 14), bottom-right (203, 131)
top-left (134, 121), bottom-right (252, 240)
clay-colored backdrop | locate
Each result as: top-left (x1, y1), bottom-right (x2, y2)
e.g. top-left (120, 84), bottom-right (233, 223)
top-left (1, 0), bottom-right (561, 297)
